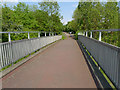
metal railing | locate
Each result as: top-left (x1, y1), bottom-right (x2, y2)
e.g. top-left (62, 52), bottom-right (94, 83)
top-left (0, 31), bottom-right (57, 42)
top-left (78, 29), bottom-right (120, 88)
top-left (0, 31), bottom-right (62, 70)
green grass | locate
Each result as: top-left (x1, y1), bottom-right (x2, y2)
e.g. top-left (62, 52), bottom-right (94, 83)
top-left (74, 30), bottom-right (81, 40)
top-left (0, 64), bottom-right (12, 72)
top-left (90, 56), bottom-right (99, 67)
top-left (100, 68), bottom-right (116, 89)
top-left (62, 33), bottom-right (66, 40)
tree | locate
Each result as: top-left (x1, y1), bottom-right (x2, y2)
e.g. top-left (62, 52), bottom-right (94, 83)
top-left (2, 1), bottom-right (63, 42)
top-left (39, 0), bottom-right (60, 16)
top-left (70, 1), bottom-right (120, 46)
top-left (39, 0), bottom-right (63, 32)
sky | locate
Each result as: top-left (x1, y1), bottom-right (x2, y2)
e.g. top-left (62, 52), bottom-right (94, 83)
top-left (1, 1), bottom-right (79, 25)
top-left (1, 0), bottom-right (120, 25)
top-left (59, 2), bottom-right (78, 25)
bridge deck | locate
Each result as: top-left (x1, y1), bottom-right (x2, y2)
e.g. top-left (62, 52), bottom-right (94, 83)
top-left (2, 34), bottom-right (96, 88)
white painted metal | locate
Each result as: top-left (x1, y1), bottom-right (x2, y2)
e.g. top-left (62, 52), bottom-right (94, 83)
top-left (8, 33), bottom-right (11, 42)
top-left (1, 31), bottom-right (56, 42)
top-left (99, 32), bottom-right (101, 41)
top-left (45, 32), bottom-right (46, 37)
top-left (38, 32), bottom-right (40, 38)
top-left (86, 31), bottom-right (88, 37)
top-left (83, 32), bottom-right (85, 36)
top-left (28, 32), bottom-right (30, 39)
top-left (90, 32), bottom-right (92, 38)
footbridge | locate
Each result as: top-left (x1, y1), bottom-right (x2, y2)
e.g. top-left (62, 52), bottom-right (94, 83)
top-left (0, 30), bottom-right (120, 89)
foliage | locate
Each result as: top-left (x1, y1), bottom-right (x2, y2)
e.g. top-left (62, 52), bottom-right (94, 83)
top-left (74, 30), bottom-right (80, 40)
top-left (64, 1), bottom-right (120, 47)
top-left (67, 1), bottom-right (119, 32)
top-left (62, 32), bottom-right (66, 40)
top-left (2, 1), bottom-right (63, 42)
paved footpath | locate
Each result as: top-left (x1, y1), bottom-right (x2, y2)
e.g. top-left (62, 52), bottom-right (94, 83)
top-left (2, 34), bottom-right (96, 88)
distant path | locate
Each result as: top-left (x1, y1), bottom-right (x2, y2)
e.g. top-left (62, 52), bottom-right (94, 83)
top-left (2, 33), bottom-right (96, 88)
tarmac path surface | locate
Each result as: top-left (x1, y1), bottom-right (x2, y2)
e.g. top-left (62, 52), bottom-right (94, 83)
top-left (2, 34), bottom-right (96, 88)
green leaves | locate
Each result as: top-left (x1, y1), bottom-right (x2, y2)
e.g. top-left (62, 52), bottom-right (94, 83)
top-left (2, 1), bottom-right (63, 42)
top-left (71, 2), bottom-right (119, 31)
top-left (39, 0), bottom-right (60, 16)
top-left (38, 1), bottom-right (63, 32)
top-left (64, 2), bottom-right (120, 47)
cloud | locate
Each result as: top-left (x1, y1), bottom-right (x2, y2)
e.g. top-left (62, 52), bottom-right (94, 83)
top-left (61, 20), bottom-right (67, 25)
top-left (61, 19), bottom-right (73, 25)
top-left (72, 3), bottom-right (78, 7)
top-left (61, 19), bottom-right (69, 25)
top-left (63, 21), bottom-right (68, 25)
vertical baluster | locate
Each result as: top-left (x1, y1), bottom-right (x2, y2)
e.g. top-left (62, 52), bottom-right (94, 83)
top-left (28, 32), bottom-right (30, 39)
top-left (8, 33), bottom-right (11, 42)
top-left (99, 31), bottom-right (102, 41)
top-left (45, 32), bottom-right (46, 37)
top-left (86, 31), bottom-right (88, 37)
top-left (38, 32), bottom-right (40, 38)
top-left (90, 32), bottom-right (92, 38)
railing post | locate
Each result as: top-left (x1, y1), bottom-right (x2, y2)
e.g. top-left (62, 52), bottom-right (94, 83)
top-left (45, 32), bottom-right (46, 37)
top-left (83, 32), bottom-right (85, 36)
top-left (8, 33), bottom-right (11, 42)
top-left (28, 32), bottom-right (30, 39)
top-left (99, 31), bottom-right (101, 41)
top-left (90, 32), bottom-right (92, 38)
top-left (86, 31), bottom-right (88, 37)
top-left (49, 32), bottom-right (51, 36)
top-left (38, 32), bottom-right (40, 38)
top-left (52, 32), bottom-right (54, 36)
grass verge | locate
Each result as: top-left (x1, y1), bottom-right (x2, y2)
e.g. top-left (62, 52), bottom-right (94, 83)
top-left (62, 33), bottom-right (67, 40)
